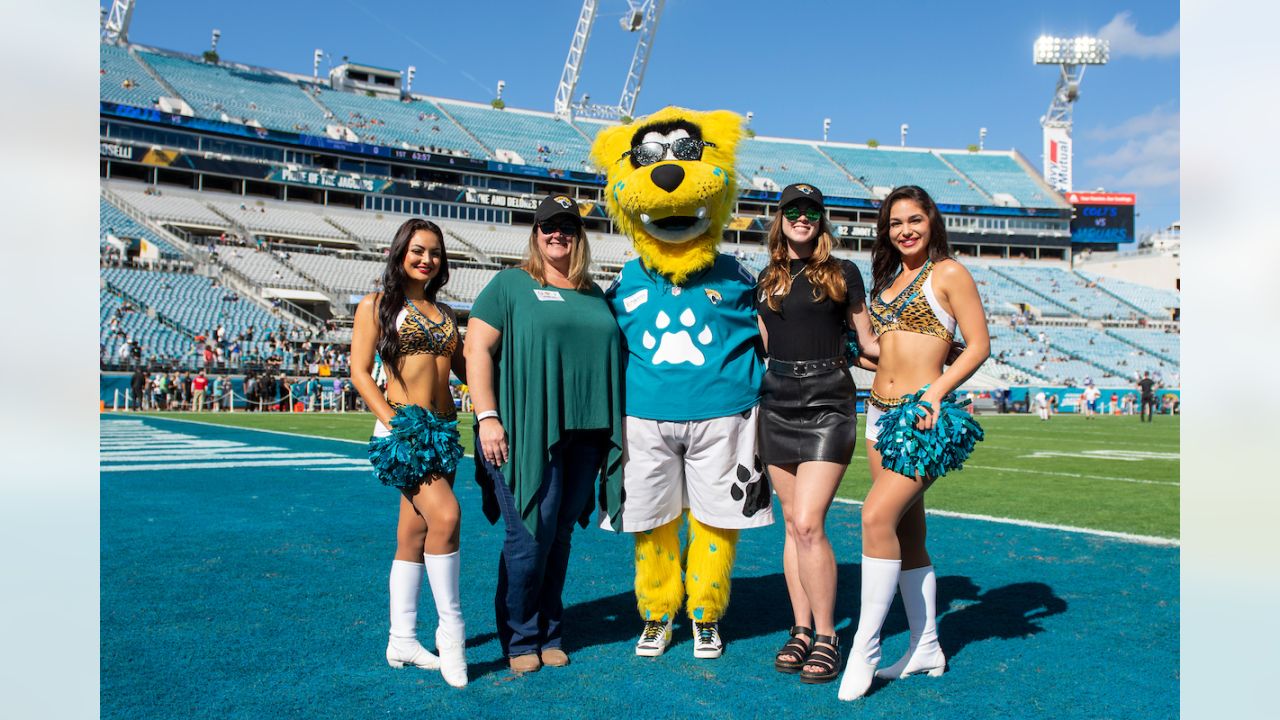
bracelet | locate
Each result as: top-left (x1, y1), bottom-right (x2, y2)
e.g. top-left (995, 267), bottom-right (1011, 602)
top-left (476, 410), bottom-right (500, 422)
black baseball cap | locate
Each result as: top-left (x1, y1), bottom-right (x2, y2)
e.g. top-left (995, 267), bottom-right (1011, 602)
top-left (779, 183), bottom-right (825, 210)
top-left (534, 194), bottom-right (583, 224)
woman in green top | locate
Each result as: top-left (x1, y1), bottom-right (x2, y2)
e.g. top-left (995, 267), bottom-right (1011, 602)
top-left (465, 195), bottom-right (624, 674)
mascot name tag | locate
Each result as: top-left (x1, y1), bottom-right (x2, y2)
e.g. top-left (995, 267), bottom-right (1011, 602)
top-left (533, 289), bottom-right (565, 302)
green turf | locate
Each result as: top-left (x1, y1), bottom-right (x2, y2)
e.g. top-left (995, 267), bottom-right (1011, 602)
top-left (130, 411), bottom-right (1179, 539)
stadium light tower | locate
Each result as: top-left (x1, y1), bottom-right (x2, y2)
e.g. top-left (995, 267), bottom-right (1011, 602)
top-left (1034, 35), bottom-right (1109, 192)
top-left (554, 0), bottom-right (666, 120)
top-left (101, 0), bottom-right (135, 45)
top-left (979, 127), bottom-right (987, 151)
top-left (822, 118), bottom-right (831, 142)
top-left (900, 123), bottom-right (909, 147)
top-left (210, 29), bottom-right (222, 54)
top-left (496, 80), bottom-right (506, 101)
top-left (313, 49), bottom-right (324, 82)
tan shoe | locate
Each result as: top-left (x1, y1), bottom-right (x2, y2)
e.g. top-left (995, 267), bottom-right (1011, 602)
top-left (509, 653), bottom-right (542, 674)
top-left (540, 648), bottom-right (570, 667)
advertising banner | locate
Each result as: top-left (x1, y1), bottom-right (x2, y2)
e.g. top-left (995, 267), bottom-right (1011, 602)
top-left (1042, 125), bottom-right (1072, 192)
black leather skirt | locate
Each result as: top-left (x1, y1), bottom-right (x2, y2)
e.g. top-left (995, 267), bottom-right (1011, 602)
top-left (759, 357), bottom-right (857, 466)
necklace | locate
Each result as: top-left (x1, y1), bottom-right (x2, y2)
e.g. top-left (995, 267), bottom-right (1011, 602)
top-left (788, 258), bottom-right (808, 282)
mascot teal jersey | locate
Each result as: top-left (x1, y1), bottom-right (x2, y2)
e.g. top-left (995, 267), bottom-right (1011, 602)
top-left (607, 254), bottom-right (763, 421)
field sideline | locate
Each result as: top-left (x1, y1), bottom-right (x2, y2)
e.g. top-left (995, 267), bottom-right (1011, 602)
top-left (127, 411), bottom-right (1179, 540)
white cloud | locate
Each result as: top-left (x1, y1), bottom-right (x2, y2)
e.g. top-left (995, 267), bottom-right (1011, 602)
top-left (1097, 11), bottom-right (1179, 59)
top-left (1080, 106), bottom-right (1180, 190)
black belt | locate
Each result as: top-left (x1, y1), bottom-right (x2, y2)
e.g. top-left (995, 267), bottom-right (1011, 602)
top-left (767, 356), bottom-right (845, 377)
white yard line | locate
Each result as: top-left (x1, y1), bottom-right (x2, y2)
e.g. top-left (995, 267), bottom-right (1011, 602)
top-left (961, 463), bottom-right (1178, 486)
top-left (830, 497), bottom-right (1178, 547)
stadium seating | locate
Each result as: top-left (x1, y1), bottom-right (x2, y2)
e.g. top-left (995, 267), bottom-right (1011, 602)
top-left (938, 152), bottom-right (1068, 208)
top-left (285, 252), bottom-right (385, 295)
top-left (435, 102), bottom-right (595, 172)
top-left (735, 138), bottom-right (871, 198)
top-left (112, 187), bottom-right (229, 228)
top-left (219, 247), bottom-right (313, 289)
top-left (1106, 328), bottom-right (1181, 366)
top-left (101, 197), bottom-right (181, 259)
top-left (206, 198), bottom-right (348, 241)
top-left (1077, 271), bottom-right (1179, 318)
top-left (994, 266), bottom-right (1134, 320)
top-left (101, 289), bottom-right (192, 362)
top-left (313, 88), bottom-right (487, 156)
top-left (102, 267), bottom-right (294, 346)
top-left (822, 147), bottom-right (988, 205)
top-left (140, 51), bottom-right (329, 135)
top-left (99, 44), bottom-right (167, 109)
top-left (441, 267), bottom-right (500, 304)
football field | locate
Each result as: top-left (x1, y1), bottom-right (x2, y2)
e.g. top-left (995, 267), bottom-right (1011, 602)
top-left (101, 411), bottom-right (1178, 719)
top-left (132, 410), bottom-right (1180, 540)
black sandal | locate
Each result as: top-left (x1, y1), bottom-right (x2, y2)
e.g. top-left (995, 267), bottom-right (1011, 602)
top-left (800, 634), bottom-right (841, 684)
top-left (774, 626), bottom-right (814, 673)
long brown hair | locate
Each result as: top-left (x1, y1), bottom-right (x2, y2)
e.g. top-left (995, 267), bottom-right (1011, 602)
top-left (871, 185), bottom-right (951, 298)
top-left (521, 222), bottom-right (594, 290)
top-left (758, 209), bottom-right (846, 312)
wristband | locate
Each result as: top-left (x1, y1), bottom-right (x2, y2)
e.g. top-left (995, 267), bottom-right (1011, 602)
top-left (476, 410), bottom-right (500, 422)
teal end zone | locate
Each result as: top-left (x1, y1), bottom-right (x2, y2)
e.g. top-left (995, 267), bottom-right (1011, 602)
top-left (101, 415), bottom-right (1177, 719)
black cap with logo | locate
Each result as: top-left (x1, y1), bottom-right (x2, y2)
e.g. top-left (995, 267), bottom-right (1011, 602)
top-left (778, 183), bottom-right (825, 210)
top-left (534, 194), bottom-right (583, 224)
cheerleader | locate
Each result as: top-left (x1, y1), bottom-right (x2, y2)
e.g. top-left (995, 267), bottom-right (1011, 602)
top-left (350, 218), bottom-right (469, 688)
top-left (838, 186), bottom-right (990, 700)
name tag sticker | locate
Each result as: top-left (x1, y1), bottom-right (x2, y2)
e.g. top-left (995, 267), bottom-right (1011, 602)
top-left (533, 289), bottom-right (565, 302)
top-left (622, 288), bottom-right (648, 313)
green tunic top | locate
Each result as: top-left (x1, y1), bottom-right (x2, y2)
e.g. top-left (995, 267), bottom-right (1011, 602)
top-left (469, 268), bottom-right (625, 536)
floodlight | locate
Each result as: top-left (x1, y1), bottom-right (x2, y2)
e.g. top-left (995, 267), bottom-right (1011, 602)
top-left (1034, 35), bottom-right (1108, 65)
top-left (900, 123), bottom-right (909, 147)
top-left (823, 117), bottom-right (831, 141)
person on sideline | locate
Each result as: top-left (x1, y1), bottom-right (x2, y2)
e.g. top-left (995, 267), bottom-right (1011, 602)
top-left (1138, 371), bottom-right (1157, 422)
top-left (754, 184), bottom-right (879, 684)
top-left (465, 195), bottom-right (624, 674)
top-left (838, 186), bottom-right (989, 700)
top-left (350, 218), bottom-right (469, 688)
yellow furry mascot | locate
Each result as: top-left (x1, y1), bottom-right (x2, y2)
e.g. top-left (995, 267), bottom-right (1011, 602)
top-left (593, 107), bottom-right (773, 659)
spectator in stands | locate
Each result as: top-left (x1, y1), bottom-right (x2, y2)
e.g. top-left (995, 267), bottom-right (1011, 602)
top-left (754, 184), bottom-right (878, 684)
top-left (840, 185), bottom-right (989, 700)
top-left (351, 218), bottom-right (469, 687)
top-left (465, 194), bottom-right (622, 674)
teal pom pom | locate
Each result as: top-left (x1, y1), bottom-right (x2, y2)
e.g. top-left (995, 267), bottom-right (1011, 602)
top-left (368, 406), bottom-right (464, 489)
top-left (873, 387), bottom-right (984, 479)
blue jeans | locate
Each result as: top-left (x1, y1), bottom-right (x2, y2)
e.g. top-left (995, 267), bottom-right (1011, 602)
top-left (482, 432), bottom-right (605, 658)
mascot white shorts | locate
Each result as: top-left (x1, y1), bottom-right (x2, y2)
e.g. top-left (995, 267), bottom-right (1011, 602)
top-left (609, 407), bottom-right (774, 532)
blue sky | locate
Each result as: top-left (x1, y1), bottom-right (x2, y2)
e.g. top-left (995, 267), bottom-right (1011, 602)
top-left (107, 0), bottom-right (1179, 234)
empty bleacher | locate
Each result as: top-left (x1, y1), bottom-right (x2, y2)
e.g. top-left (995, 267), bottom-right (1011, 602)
top-left (938, 153), bottom-right (1068, 208)
top-left (435, 101), bottom-right (594, 172)
top-left (314, 88), bottom-right (486, 156)
top-left (140, 51), bottom-right (329, 135)
top-left (219, 247), bottom-right (313, 289)
top-left (1077, 271), bottom-right (1179, 318)
top-left (99, 44), bottom-right (167, 109)
top-left (823, 147), bottom-right (989, 205)
top-left (206, 198), bottom-right (349, 241)
top-left (735, 138), bottom-right (870, 198)
top-left (994, 266), bottom-right (1135, 320)
top-left (285, 252), bottom-right (385, 295)
top-left (101, 197), bottom-right (181, 258)
top-left (112, 187), bottom-right (228, 228)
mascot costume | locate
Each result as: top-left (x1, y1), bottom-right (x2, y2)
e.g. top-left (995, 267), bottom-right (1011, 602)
top-left (591, 107), bottom-right (773, 659)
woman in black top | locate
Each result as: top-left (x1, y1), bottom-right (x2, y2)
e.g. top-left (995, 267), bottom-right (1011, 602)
top-left (756, 183), bottom-right (878, 684)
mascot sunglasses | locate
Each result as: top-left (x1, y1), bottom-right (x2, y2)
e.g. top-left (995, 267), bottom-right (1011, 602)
top-left (621, 138), bottom-right (717, 166)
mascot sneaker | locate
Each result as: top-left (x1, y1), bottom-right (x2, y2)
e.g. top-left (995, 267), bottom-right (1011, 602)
top-left (635, 618), bottom-right (674, 657)
top-left (692, 621), bottom-right (723, 659)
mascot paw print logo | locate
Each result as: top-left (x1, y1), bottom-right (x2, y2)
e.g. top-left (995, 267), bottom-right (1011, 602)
top-left (642, 307), bottom-right (713, 365)
top-left (731, 455), bottom-right (770, 517)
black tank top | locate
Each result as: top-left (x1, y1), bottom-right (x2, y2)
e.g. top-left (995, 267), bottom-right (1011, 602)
top-left (756, 258), bottom-right (866, 362)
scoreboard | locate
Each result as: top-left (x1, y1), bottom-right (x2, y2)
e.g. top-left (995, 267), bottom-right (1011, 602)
top-left (1067, 191), bottom-right (1136, 245)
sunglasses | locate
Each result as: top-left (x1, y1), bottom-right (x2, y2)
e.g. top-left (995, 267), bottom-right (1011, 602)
top-left (783, 206), bottom-right (823, 222)
top-left (621, 138), bottom-right (718, 166)
top-left (538, 219), bottom-right (581, 236)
